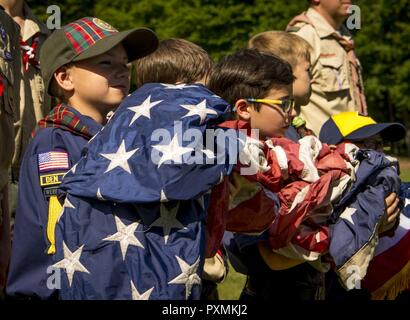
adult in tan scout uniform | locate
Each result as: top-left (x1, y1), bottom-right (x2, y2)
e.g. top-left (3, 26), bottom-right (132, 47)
top-left (287, 0), bottom-right (367, 135)
top-left (1, 0), bottom-right (51, 180)
top-left (0, 4), bottom-right (19, 292)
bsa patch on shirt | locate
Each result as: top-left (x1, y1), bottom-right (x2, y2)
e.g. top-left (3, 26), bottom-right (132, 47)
top-left (38, 151), bottom-right (69, 172)
top-left (43, 186), bottom-right (59, 198)
top-left (39, 172), bottom-right (65, 187)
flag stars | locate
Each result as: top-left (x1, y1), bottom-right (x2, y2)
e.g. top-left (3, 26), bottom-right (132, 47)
top-left (70, 163), bottom-right (78, 174)
top-left (152, 134), bottom-right (193, 168)
top-left (150, 203), bottom-right (186, 244)
top-left (58, 197), bottom-right (76, 222)
top-left (161, 84), bottom-right (197, 90)
top-left (100, 140), bottom-right (138, 174)
top-left (128, 95), bottom-right (162, 126)
top-left (52, 242), bottom-right (90, 287)
top-left (341, 207), bottom-right (357, 225)
top-left (103, 216), bottom-right (144, 260)
top-left (160, 189), bottom-right (169, 202)
top-left (130, 280), bottom-right (154, 300)
top-left (181, 99), bottom-right (218, 124)
top-left (96, 188), bottom-right (106, 201)
top-left (168, 256), bottom-right (201, 300)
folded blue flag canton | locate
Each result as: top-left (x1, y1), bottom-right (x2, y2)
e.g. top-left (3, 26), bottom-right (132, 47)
top-left (54, 83), bottom-right (237, 300)
top-left (60, 83), bottom-right (235, 203)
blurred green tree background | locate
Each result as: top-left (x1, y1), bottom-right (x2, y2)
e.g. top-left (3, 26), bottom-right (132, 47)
top-left (29, 0), bottom-right (410, 152)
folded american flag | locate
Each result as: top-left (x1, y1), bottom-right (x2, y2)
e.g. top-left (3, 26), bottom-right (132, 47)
top-left (55, 83), bottom-right (238, 300)
top-left (329, 152), bottom-right (401, 289)
top-left (208, 120), bottom-right (359, 270)
top-left (362, 182), bottom-right (410, 299)
top-left (214, 127), bottom-right (402, 285)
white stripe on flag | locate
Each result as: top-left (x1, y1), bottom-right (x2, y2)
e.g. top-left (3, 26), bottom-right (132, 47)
top-left (374, 213), bottom-right (410, 256)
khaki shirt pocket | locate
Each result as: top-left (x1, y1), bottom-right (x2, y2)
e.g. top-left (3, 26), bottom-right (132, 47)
top-left (317, 53), bottom-right (350, 93)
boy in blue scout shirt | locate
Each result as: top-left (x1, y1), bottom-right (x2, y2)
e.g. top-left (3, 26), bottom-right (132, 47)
top-left (6, 17), bottom-right (158, 299)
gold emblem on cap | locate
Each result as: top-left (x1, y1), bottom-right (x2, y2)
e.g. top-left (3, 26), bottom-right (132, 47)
top-left (92, 18), bottom-right (118, 32)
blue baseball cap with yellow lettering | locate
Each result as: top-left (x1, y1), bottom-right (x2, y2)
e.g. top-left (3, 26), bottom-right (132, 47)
top-left (319, 112), bottom-right (406, 145)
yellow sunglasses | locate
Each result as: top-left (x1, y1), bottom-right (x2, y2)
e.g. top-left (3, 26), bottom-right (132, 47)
top-left (246, 98), bottom-right (295, 114)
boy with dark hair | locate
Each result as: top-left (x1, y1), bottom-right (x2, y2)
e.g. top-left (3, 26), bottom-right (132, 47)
top-left (209, 49), bottom-right (295, 139)
top-left (210, 48), bottom-right (401, 301)
top-left (6, 17), bottom-right (158, 299)
top-left (209, 49), bottom-right (326, 300)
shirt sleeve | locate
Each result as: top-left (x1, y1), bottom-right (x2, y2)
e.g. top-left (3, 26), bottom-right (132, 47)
top-left (6, 128), bottom-right (73, 299)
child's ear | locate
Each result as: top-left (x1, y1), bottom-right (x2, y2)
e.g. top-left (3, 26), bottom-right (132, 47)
top-left (54, 66), bottom-right (74, 92)
top-left (235, 99), bottom-right (251, 121)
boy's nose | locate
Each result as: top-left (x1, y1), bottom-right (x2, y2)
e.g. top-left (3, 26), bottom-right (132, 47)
top-left (290, 106), bottom-right (297, 118)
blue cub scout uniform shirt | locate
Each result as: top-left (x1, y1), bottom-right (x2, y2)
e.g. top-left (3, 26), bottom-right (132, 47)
top-left (6, 106), bottom-right (101, 299)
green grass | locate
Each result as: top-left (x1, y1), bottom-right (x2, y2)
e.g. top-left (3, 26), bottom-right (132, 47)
top-left (218, 262), bottom-right (246, 300)
top-left (400, 168), bottom-right (410, 182)
top-left (217, 165), bottom-right (410, 300)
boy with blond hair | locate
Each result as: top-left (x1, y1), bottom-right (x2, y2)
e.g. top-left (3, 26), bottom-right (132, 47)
top-left (249, 31), bottom-right (312, 108)
top-left (249, 31), bottom-right (314, 140)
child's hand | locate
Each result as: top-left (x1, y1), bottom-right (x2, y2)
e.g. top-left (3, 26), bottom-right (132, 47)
top-left (379, 192), bottom-right (400, 237)
top-left (385, 192), bottom-right (400, 224)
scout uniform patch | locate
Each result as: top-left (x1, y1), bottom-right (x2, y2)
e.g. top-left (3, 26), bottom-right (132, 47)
top-left (38, 151), bottom-right (69, 255)
top-left (92, 18), bottom-right (118, 32)
top-left (38, 151), bottom-right (69, 172)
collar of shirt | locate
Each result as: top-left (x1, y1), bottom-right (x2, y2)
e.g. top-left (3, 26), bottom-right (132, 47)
top-left (21, 2), bottom-right (49, 42)
top-left (65, 104), bottom-right (103, 137)
top-left (306, 7), bottom-right (352, 40)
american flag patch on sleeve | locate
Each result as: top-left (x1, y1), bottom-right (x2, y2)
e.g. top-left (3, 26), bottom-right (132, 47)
top-left (38, 151), bottom-right (69, 172)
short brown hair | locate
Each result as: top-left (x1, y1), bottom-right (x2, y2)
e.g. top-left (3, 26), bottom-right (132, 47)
top-left (208, 49), bottom-right (294, 109)
top-left (135, 38), bottom-right (212, 87)
top-left (248, 31), bottom-right (312, 69)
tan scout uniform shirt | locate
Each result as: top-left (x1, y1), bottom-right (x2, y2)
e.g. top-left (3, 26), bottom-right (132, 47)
top-left (11, 3), bottom-right (51, 179)
top-left (288, 8), bottom-right (366, 135)
top-left (0, 9), bottom-right (20, 190)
